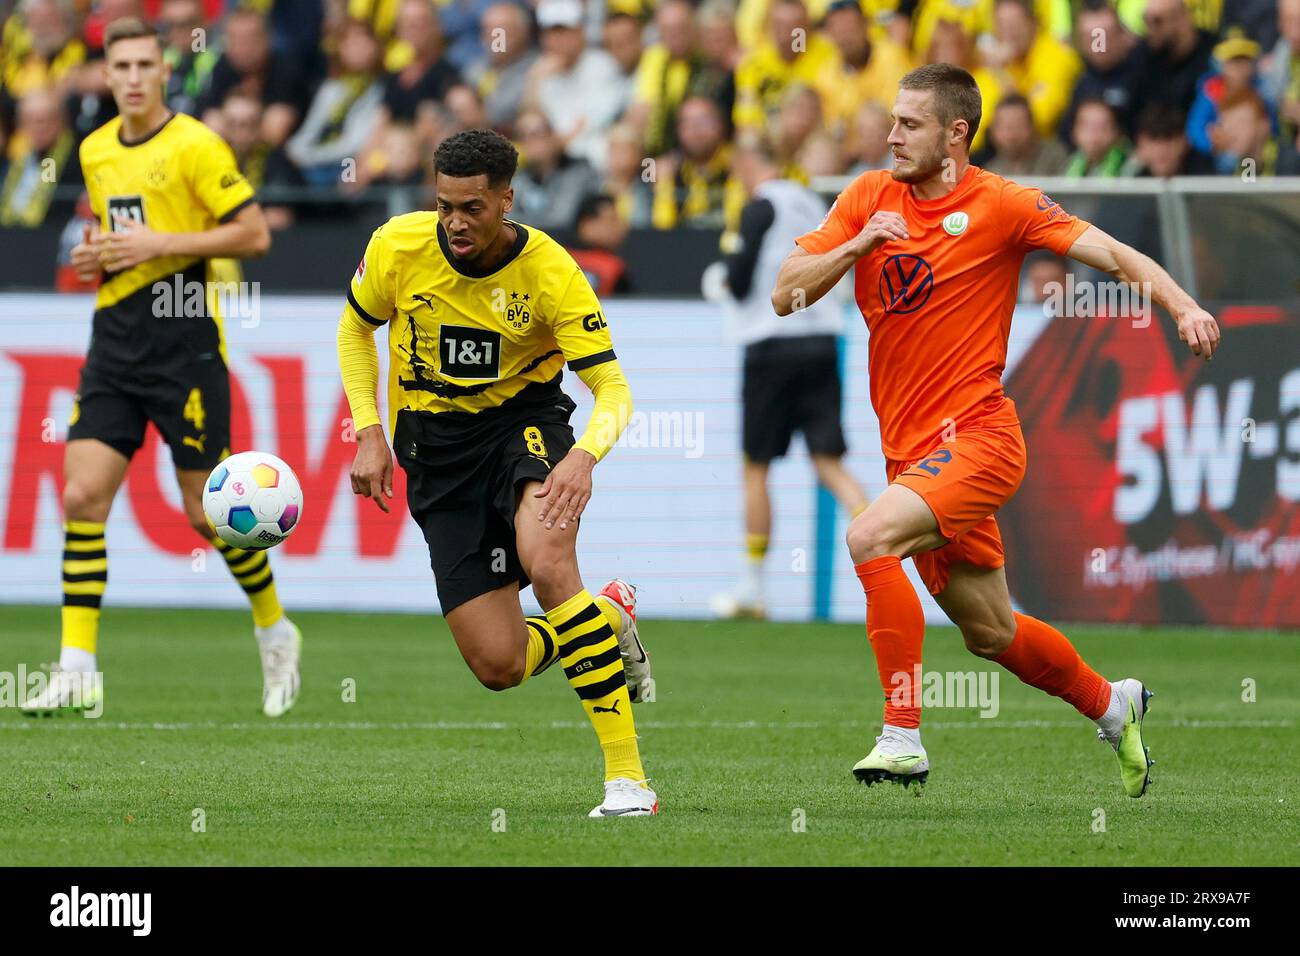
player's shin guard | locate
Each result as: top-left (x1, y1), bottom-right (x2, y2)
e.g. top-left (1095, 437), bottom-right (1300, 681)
top-left (62, 520), bottom-right (107, 663)
top-left (213, 538), bottom-right (283, 628)
top-left (856, 556), bottom-right (925, 729)
top-left (994, 612), bottom-right (1111, 719)
top-left (547, 590), bottom-right (645, 782)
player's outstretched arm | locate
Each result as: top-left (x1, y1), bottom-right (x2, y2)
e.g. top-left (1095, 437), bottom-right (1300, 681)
top-left (771, 211), bottom-right (909, 315)
top-left (337, 307), bottom-right (393, 513)
top-left (534, 360), bottom-right (633, 532)
top-left (1065, 223), bottom-right (1221, 360)
top-left (98, 204), bottom-right (272, 271)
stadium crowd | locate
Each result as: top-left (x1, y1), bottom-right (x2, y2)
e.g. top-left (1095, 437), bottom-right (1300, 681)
top-left (1, 0), bottom-right (1298, 241)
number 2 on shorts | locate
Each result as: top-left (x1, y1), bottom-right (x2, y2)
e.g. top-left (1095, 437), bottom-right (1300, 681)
top-left (915, 448), bottom-right (952, 476)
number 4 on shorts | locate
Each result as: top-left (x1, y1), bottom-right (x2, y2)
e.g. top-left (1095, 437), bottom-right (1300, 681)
top-left (184, 387), bottom-right (206, 433)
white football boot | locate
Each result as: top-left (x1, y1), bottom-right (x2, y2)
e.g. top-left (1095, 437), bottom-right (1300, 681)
top-left (597, 579), bottom-right (651, 703)
top-left (20, 667), bottom-right (103, 717)
top-left (1096, 678), bottom-right (1155, 798)
top-left (589, 777), bottom-right (659, 817)
top-left (256, 616), bottom-right (301, 717)
top-left (852, 726), bottom-right (930, 788)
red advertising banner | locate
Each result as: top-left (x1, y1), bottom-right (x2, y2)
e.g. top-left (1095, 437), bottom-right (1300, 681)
top-left (1002, 304), bottom-right (1300, 627)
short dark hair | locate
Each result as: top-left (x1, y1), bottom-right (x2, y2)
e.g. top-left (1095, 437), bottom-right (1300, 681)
top-left (899, 63), bottom-right (982, 148)
top-left (994, 93), bottom-right (1032, 118)
top-left (1078, 0), bottom-right (1117, 15)
top-left (1135, 103), bottom-right (1186, 140)
top-left (575, 193), bottom-right (615, 229)
top-left (1075, 95), bottom-right (1122, 128)
top-left (104, 16), bottom-right (163, 53)
top-left (433, 129), bottom-right (518, 188)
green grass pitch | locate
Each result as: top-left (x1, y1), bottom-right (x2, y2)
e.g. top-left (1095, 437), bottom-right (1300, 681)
top-left (2, 605), bottom-right (1297, 865)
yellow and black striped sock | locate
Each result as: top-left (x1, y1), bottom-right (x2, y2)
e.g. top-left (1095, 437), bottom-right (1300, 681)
top-left (520, 616), bottom-right (562, 682)
top-left (212, 538), bottom-right (283, 628)
top-left (746, 532), bottom-right (769, 564)
top-left (62, 520), bottom-right (107, 656)
top-left (547, 589), bottom-right (644, 782)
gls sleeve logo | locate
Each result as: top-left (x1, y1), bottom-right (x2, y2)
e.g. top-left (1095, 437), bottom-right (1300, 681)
top-left (581, 311), bottom-right (608, 332)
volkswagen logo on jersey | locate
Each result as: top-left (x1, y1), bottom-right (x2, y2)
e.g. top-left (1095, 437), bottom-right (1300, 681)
top-left (879, 254), bottom-right (935, 314)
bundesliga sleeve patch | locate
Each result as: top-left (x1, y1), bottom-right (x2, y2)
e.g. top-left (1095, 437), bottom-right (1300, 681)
top-left (353, 256), bottom-right (366, 286)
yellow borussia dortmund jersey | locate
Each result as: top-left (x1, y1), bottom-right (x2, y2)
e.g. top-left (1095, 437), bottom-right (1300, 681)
top-left (345, 212), bottom-right (617, 437)
top-left (80, 112), bottom-right (255, 366)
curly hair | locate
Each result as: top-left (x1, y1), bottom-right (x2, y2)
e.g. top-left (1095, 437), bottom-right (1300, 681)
top-left (433, 129), bottom-right (518, 188)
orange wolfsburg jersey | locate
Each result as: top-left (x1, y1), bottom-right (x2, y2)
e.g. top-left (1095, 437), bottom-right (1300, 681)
top-left (796, 165), bottom-right (1090, 462)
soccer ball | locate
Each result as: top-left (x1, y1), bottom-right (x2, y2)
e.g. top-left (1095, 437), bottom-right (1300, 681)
top-left (203, 451), bottom-right (304, 550)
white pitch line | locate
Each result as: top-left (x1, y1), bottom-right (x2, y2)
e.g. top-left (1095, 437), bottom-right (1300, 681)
top-left (0, 718), bottom-right (1291, 731)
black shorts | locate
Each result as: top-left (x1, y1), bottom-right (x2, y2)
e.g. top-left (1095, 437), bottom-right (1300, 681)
top-left (67, 351), bottom-right (231, 471)
top-left (742, 335), bottom-right (847, 463)
top-left (396, 394), bottom-right (577, 615)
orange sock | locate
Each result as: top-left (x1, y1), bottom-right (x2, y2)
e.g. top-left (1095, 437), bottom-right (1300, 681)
top-left (995, 613), bottom-right (1111, 719)
top-left (856, 556), bottom-right (925, 729)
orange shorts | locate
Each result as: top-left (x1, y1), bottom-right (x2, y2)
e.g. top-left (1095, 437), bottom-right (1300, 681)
top-left (887, 419), bottom-right (1027, 595)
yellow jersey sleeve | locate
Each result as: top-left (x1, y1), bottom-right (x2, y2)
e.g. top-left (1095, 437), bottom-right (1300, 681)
top-left (551, 265), bottom-right (616, 373)
top-left (187, 129), bottom-right (256, 222)
top-left (573, 359), bottom-right (633, 462)
top-left (345, 226), bottom-right (398, 327)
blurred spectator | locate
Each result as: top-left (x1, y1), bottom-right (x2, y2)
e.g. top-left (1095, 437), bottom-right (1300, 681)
top-left (1210, 88), bottom-right (1277, 173)
top-left (1058, 0), bottom-right (1144, 143)
top-left (630, 0), bottom-right (735, 157)
top-left (602, 121), bottom-right (655, 227)
top-left (371, 121), bottom-right (428, 187)
top-left (1266, 0), bottom-right (1300, 169)
top-left (437, 0), bottom-right (503, 72)
top-left (652, 94), bottom-right (745, 234)
top-left (568, 193), bottom-right (632, 295)
top-left (1187, 33), bottom-right (1273, 155)
top-left (797, 129), bottom-right (845, 175)
top-left (511, 107), bottom-right (602, 231)
top-left (925, 18), bottom-right (1000, 152)
top-left (221, 91), bottom-right (304, 230)
top-left (698, 0), bottom-right (743, 73)
top-left (380, 0), bottom-right (460, 124)
top-left (354, 0), bottom-right (461, 182)
top-left (733, 0), bottom-right (839, 134)
top-left (1020, 249), bottom-right (1068, 305)
top-left (0, 0), bottom-right (87, 110)
top-left (444, 82), bottom-right (489, 130)
top-left (1063, 96), bottom-right (1133, 175)
top-left (285, 18), bottom-right (385, 185)
top-left (62, 0), bottom-right (143, 139)
top-left (772, 83), bottom-right (823, 179)
top-left (979, 93), bottom-right (1069, 174)
top-left (602, 10), bottom-right (644, 119)
top-left (1130, 102), bottom-right (1216, 175)
top-left (463, 2), bottom-right (538, 135)
top-left (0, 87), bottom-right (79, 227)
top-left (350, 0), bottom-right (403, 69)
top-left (161, 0), bottom-right (219, 117)
top-left (985, 0), bottom-right (1082, 138)
top-left (523, 0), bottom-right (626, 173)
top-left (198, 7), bottom-right (308, 148)
top-left (1222, 0), bottom-right (1282, 50)
top-left (813, 0), bottom-right (913, 146)
top-left (847, 100), bottom-right (894, 173)
top-left (1132, 0), bottom-right (1217, 118)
